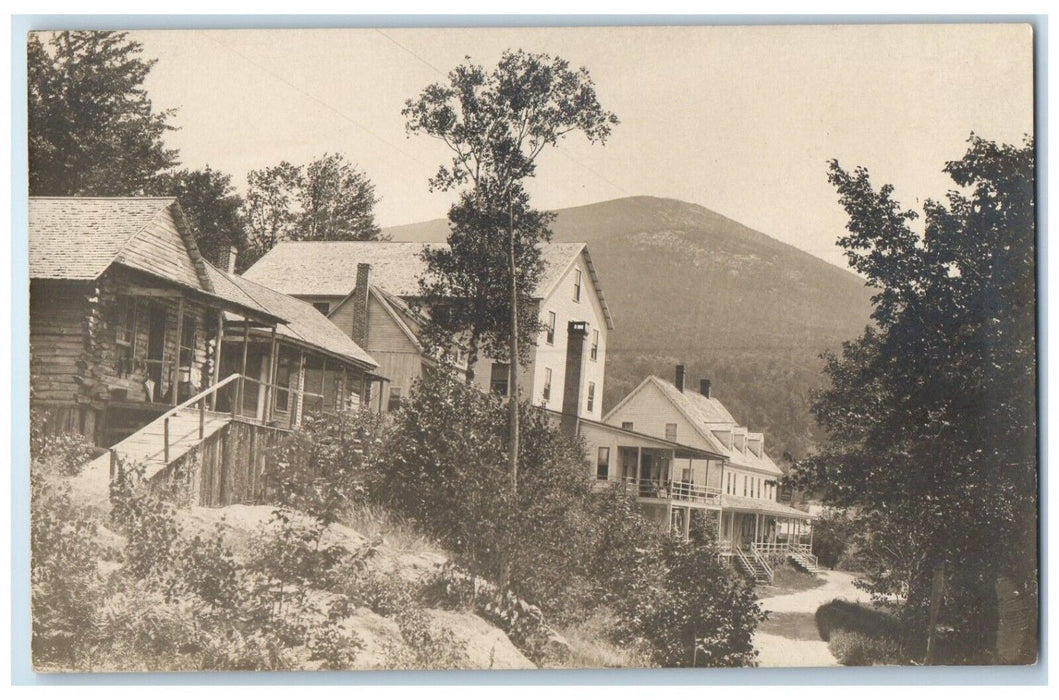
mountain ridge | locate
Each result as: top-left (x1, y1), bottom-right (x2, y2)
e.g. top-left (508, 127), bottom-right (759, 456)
top-left (383, 195), bottom-right (875, 460)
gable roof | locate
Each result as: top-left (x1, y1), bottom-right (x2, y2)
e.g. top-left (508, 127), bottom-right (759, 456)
top-left (604, 375), bottom-right (784, 477)
top-left (29, 197), bottom-right (212, 291)
top-left (204, 263), bottom-right (377, 369)
top-left (243, 240), bottom-right (614, 329)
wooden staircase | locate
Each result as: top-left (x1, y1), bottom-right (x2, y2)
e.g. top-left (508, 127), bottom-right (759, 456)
top-left (788, 548), bottom-right (823, 574)
top-left (735, 546), bottom-right (773, 584)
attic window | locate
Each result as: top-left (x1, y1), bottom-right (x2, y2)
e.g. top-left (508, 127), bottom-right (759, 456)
top-left (665, 423), bottom-right (677, 441)
top-left (312, 302), bottom-right (330, 315)
top-left (622, 421), bottom-right (634, 431)
top-left (573, 269), bottom-right (582, 302)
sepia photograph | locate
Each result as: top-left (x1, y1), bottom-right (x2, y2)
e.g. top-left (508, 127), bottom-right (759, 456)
top-left (20, 21), bottom-right (1037, 674)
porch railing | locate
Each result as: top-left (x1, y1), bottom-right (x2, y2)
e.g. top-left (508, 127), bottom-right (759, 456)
top-left (749, 542), bottom-right (775, 580)
top-left (620, 477), bottom-right (721, 506)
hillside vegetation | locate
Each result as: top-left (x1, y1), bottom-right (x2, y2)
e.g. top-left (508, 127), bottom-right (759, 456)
top-left (385, 196), bottom-right (874, 460)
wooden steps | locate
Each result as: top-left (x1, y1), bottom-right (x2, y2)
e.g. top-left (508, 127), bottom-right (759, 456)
top-left (735, 547), bottom-right (773, 583)
top-left (788, 550), bottom-right (823, 574)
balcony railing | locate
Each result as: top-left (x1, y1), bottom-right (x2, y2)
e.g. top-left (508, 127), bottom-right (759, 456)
top-left (620, 477), bottom-right (721, 507)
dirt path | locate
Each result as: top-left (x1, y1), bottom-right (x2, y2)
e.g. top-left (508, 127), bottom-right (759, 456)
top-left (754, 570), bottom-right (868, 667)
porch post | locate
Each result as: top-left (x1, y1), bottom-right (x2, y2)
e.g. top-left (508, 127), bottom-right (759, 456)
top-left (238, 317), bottom-right (250, 416)
top-left (172, 298), bottom-right (185, 406)
top-left (294, 350), bottom-right (306, 427)
top-left (635, 447), bottom-right (642, 487)
top-left (264, 328), bottom-right (278, 423)
top-left (211, 309), bottom-right (224, 410)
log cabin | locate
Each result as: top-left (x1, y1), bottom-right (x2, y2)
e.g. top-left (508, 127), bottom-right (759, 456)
top-left (28, 197), bottom-right (283, 446)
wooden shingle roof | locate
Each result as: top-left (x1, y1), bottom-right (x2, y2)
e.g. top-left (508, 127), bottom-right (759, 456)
top-left (31, 197), bottom-right (174, 280)
top-left (205, 263), bottom-right (377, 370)
top-left (606, 375), bottom-right (784, 477)
top-left (243, 241), bottom-right (614, 328)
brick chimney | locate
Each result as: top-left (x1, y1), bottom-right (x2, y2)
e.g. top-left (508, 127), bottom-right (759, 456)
top-left (561, 320), bottom-right (590, 437)
top-left (700, 378), bottom-right (711, 398)
top-left (351, 263), bottom-right (371, 345)
top-left (675, 364), bottom-right (686, 393)
top-left (218, 245), bottom-right (238, 273)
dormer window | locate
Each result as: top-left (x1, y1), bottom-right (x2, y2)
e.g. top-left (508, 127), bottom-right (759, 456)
top-left (573, 269), bottom-right (582, 302)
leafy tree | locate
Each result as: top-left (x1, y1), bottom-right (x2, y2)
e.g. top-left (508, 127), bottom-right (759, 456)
top-left (295, 152), bottom-right (381, 242)
top-left (241, 155), bottom-right (382, 270)
top-left (241, 161), bottom-right (303, 270)
top-left (404, 49), bottom-right (618, 489)
top-left (793, 135), bottom-right (1036, 662)
top-left (418, 184), bottom-right (552, 379)
top-left (149, 167), bottom-right (246, 267)
top-left (28, 31), bottom-right (179, 195)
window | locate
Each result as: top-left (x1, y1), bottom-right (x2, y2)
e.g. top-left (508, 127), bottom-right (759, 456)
top-left (573, 269), bottom-right (582, 302)
top-left (596, 447), bottom-right (610, 480)
top-left (490, 362), bottom-right (509, 396)
top-left (743, 475), bottom-right (748, 496)
top-left (545, 311), bottom-right (556, 344)
top-left (115, 296), bottom-right (136, 347)
top-left (312, 302), bottom-right (330, 315)
top-left (586, 381), bottom-right (596, 412)
top-left (542, 367), bottom-right (552, 402)
top-left (389, 386), bottom-right (402, 412)
top-left (621, 421), bottom-right (634, 431)
top-left (179, 314), bottom-right (197, 377)
top-left (274, 349), bottom-right (294, 413)
top-left (590, 329), bottom-right (599, 361)
top-left (665, 423), bottom-right (677, 441)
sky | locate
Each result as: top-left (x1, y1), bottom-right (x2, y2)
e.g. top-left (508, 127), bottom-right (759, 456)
top-left (122, 24), bottom-right (1033, 270)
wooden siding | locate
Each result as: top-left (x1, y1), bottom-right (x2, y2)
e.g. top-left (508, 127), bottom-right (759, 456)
top-left (157, 419), bottom-right (287, 507)
top-left (471, 251), bottom-right (608, 420)
top-left (119, 206), bottom-right (203, 290)
top-left (30, 279), bottom-right (90, 404)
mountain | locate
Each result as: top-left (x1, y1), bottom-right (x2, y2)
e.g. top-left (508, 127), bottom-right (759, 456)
top-left (383, 196), bottom-right (874, 461)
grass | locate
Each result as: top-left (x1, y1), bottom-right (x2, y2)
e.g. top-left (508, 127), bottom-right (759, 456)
top-left (342, 503), bottom-right (444, 556)
top-left (757, 562), bottom-right (826, 597)
top-left (555, 608), bottom-right (653, 669)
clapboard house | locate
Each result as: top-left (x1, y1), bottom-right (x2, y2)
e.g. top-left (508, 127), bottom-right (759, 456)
top-left (243, 241), bottom-right (614, 417)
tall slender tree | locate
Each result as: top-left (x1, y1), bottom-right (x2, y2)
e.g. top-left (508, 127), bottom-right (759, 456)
top-left (404, 50), bottom-right (618, 490)
top-left (28, 31), bottom-right (179, 196)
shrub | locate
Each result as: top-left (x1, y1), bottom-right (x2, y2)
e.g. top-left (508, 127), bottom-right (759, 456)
top-left (269, 409), bottom-right (387, 526)
top-left (377, 370), bottom-right (592, 619)
top-left (383, 607), bottom-right (471, 670)
top-left (828, 630), bottom-right (907, 666)
top-left (30, 469), bottom-right (103, 667)
top-left (814, 598), bottom-right (903, 643)
top-left (613, 535), bottom-right (764, 667)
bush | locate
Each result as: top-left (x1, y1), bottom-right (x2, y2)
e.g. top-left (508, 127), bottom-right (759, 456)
top-left (30, 469), bottom-right (103, 667)
top-left (612, 535), bottom-right (764, 667)
top-left (814, 598), bottom-right (903, 643)
top-left (377, 371), bottom-right (592, 619)
top-left (828, 629), bottom-right (906, 666)
top-left (269, 409), bottom-right (387, 526)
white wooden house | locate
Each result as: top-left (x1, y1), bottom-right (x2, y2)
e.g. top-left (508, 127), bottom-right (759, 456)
top-left (243, 241), bottom-right (614, 417)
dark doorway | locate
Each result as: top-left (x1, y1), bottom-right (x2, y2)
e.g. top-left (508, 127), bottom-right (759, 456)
top-left (145, 305), bottom-right (167, 402)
